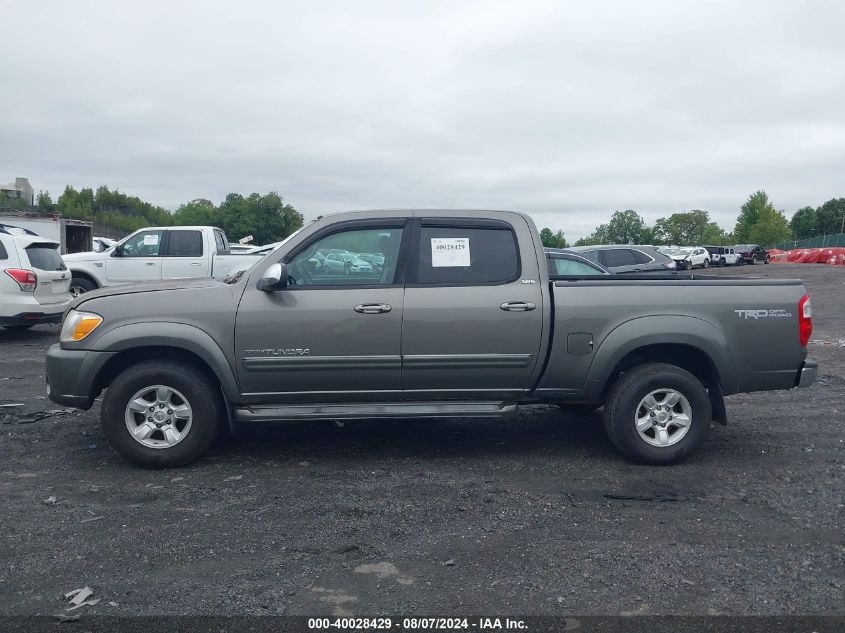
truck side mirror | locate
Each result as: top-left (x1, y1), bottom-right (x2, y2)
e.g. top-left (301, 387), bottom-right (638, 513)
top-left (257, 262), bottom-right (289, 291)
top-left (111, 244), bottom-right (124, 257)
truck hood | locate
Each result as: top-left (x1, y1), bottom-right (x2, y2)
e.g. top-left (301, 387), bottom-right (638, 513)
top-left (72, 278), bottom-right (224, 309)
top-left (62, 251), bottom-right (108, 263)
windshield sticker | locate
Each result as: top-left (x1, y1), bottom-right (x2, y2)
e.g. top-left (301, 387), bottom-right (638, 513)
top-left (431, 238), bottom-right (470, 267)
top-left (143, 234), bottom-right (160, 246)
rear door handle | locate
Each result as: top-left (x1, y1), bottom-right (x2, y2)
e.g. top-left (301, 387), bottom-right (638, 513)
top-left (190, 262), bottom-right (202, 266)
top-left (354, 303), bottom-right (392, 314)
top-left (500, 301), bottom-right (536, 312)
top-left (145, 262), bottom-right (157, 266)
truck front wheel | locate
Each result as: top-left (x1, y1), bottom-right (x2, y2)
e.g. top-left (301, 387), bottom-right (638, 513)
top-left (603, 363), bottom-right (711, 464)
top-left (100, 360), bottom-right (224, 468)
top-left (70, 277), bottom-right (96, 297)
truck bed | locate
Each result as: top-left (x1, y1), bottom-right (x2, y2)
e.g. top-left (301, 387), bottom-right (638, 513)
top-left (539, 275), bottom-right (809, 399)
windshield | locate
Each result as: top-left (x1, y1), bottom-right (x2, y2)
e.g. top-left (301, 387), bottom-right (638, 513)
top-left (673, 248), bottom-right (693, 256)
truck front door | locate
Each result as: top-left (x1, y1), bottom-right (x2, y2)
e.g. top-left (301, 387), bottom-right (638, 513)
top-left (400, 216), bottom-right (544, 400)
top-left (235, 220), bottom-right (409, 402)
top-left (106, 230), bottom-right (164, 283)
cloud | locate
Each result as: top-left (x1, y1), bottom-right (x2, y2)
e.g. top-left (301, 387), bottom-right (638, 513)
top-left (1, 0), bottom-right (843, 239)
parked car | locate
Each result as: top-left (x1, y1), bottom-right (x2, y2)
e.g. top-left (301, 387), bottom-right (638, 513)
top-left (357, 252), bottom-right (385, 273)
top-left (61, 226), bottom-right (263, 296)
top-left (0, 224), bottom-right (72, 329)
top-left (703, 246), bottom-right (741, 267)
top-left (545, 249), bottom-right (611, 276)
top-left (564, 245), bottom-right (677, 273)
top-left (735, 244), bottom-right (770, 265)
top-left (668, 246), bottom-right (710, 270)
top-left (92, 237), bottom-right (117, 253)
top-left (46, 209), bottom-right (816, 468)
top-left (322, 252), bottom-right (373, 274)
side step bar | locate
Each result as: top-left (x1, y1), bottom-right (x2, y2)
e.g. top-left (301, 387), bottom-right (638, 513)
top-left (233, 401), bottom-right (517, 422)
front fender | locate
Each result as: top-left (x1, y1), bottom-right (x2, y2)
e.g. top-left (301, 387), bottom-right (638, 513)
top-left (68, 261), bottom-right (107, 287)
top-left (91, 321), bottom-right (240, 402)
top-left (583, 315), bottom-right (737, 399)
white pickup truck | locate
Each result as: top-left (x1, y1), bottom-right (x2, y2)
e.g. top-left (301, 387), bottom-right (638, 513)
top-left (62, 226), bottom-right (262, 296)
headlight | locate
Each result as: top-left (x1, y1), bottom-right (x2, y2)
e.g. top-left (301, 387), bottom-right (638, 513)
top-left (60, 310), bottom-right (103, 343)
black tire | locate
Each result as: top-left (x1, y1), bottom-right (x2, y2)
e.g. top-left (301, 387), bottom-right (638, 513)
top-left (70, 276), bottom-right (97, 297)
top-left (750, 256), bottom-right (756, 265)
top-left (100, 360), bottom-right (225, 468)
top-left (764, 255), bottom-right (770, 264)
top-left (556, 402), bottom-right (603, 414)
top-left (718, 258), bottom-right (725, 268)
top-left (603, 363), bottom-right (712, 465)
top-left (3, 324), bottom-right (35, 330)
top-left (702, 259), bottom-right (709, 269)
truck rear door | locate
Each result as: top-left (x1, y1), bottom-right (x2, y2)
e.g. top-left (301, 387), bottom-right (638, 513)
top-left (161, 229), bottom-right (209, 279)
top-left (400, 215), bottom-right (544, 400)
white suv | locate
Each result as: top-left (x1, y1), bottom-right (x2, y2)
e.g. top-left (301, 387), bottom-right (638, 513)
top-left (0, 224), bottom-right (72, 330)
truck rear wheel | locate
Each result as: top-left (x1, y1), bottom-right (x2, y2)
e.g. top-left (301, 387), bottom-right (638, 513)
top-left (100, 360), bottom-right (224, 468)
top-left (603, 363), bottom-right (711, 464)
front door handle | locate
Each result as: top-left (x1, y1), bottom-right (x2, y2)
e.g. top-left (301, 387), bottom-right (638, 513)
top-left (500, 301), bottom-right (536, 312)
top-left (354, 303), bottom-right (392, 314)
top-left (190, 262), bottom-right (202, 266)
top-left (145, 262), bottom-right (157, 266)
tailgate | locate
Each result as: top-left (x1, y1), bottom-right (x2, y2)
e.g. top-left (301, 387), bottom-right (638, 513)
top-left (22, 242), bottom-right (72, 305)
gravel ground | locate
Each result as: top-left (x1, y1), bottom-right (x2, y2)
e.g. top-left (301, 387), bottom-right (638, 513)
top-left (0, 263), bottom-right (842, 617)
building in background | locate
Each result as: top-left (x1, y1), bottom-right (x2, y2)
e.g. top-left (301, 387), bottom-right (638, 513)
top-left (0, 177), bottom-right (34, 206)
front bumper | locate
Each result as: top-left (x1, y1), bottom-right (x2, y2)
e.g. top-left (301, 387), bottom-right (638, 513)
top-left (45, 344), bottom-right (116, 409)
top-left (796, 360), bottom-right (818, 388)
top-left (0, 311), bottom-right (63, 327)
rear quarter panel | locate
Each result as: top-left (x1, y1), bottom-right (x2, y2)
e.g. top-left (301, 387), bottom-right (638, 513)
top-left (539, 278), bottom-right (809, 398)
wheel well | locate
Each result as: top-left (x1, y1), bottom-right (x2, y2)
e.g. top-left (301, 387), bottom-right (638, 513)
top-left (93, 346), bottom-right (220, 396)
top-left (71, 270), bottom-right (99, 288)
top-left (601, 343), bottom-right (721, 400)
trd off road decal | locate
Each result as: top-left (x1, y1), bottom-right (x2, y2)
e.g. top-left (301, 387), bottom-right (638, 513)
top-left (734, 309), bottom-right (792, 319)
top-left (244, 348), bottom-right (310, 356)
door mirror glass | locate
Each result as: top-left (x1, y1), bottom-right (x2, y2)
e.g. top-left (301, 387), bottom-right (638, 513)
top-left (258, 262), bottom-right (288, 291)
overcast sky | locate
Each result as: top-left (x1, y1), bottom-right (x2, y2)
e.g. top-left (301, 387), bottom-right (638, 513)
top-left (2, 0), bottom-right (843, 239)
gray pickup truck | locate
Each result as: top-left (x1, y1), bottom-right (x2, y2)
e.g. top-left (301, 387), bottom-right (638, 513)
top-left (45, 209), bottom-right (817, 468)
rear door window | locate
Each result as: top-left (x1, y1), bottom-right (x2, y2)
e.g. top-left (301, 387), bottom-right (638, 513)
top-left (549, 257), bottom-right (603, 276)
top-left (214, 231), bottom-right (229, 254)
top-left (631, 249), bottom-right (654, 264)
top-left (166, 230), bottom-right (203, 257)
top-left (25, 243), bottom-right (65, 271)
top-left (414, 224), bottom-right (519, 285)
top-left (603, 249), bottom-right (638, 267)
top-left (0, 239), bottom-right (7, 260)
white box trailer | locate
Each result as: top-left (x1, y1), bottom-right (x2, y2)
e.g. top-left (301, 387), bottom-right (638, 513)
top-left (0, 211), bottom-right (93, 254)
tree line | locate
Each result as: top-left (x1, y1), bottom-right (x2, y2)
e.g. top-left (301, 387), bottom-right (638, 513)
top-left (539, 191), bottom-right (845, 249)
top-left (30, 186), bottom-right (304, 246)
top-left (9, 184), bottom-right (843, 250)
